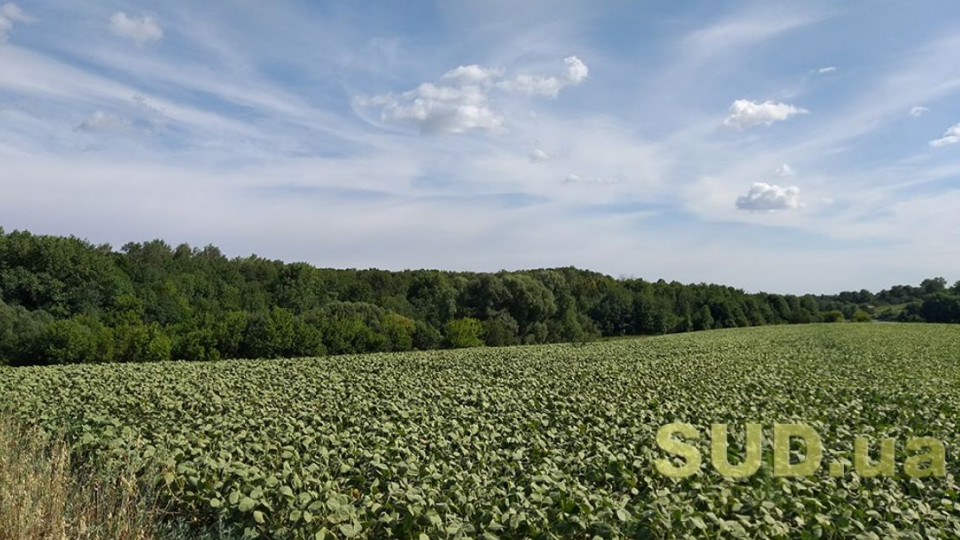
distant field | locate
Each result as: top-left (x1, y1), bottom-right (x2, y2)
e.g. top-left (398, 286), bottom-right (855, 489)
top-left (2, 324), bottom-right (959, 538)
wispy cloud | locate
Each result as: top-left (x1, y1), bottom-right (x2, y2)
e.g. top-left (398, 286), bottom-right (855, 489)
top-left (2, 1), bottom-right (960, 294)
top-left (775, 164), bottom-right (796, 177)
top-left (0, 2), bottom-right (32, 41)
top-left (528, 148), bottom-right (549, 162)
top-left (108, 12), bottom-right (163, 44)
top-left (683, 10), bottom-right (823, 57)
top-left (563, 173), bottom-right (624, 186)
top-left (495, 56), bottom-right (588, 97)
top-left (75, 110), bottom-right (132, 133)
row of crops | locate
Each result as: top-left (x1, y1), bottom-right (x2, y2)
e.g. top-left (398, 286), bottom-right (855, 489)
top-left (1, 324), bottom-right (959, 538)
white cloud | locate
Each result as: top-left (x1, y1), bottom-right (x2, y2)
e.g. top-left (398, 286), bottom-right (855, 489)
top-left (1, 3), bottom-right (28, 21)
top-left (529, 148), bottom-right (549, 162)
top-left (929, 123), bottom-right (960, 147)
top-left (441, 65), bottom-right (502, 85)
top-left (109, 12), bottom-right (163, 44)
top-left (565, 56), bottom-right (589, 83)
top-left (369, 83), bottom-right (502, 134)
top-left (735, 182), bottom-right (802, 211)
top-left (563, 173), bottom-right (624, 186)
top-left (358, 56), bottom-right (588, 134)
top-left (723, 99), bottom-right (808, 128)
top-left (0, 45), bottom-right (270, 145)
top-left (132, 94), bottom-right (168, 129)
top-left (775, 163), bottom-right (796, 177)
top-left (909, 105), bottom-right (929, 117)
top-left (683, 13), bottom-right (821, 57)
top-left (0, 2), bottom-right (31, 41)
top-left (816, 66), bottom-right (837, 74)
top-left (75, 110), bottom-right (133, 133)
top-left (496, 56), bottom-right (588, 97)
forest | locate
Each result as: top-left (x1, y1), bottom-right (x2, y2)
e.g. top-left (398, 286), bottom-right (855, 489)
top-left (0, 227), bottom-right (957, 366)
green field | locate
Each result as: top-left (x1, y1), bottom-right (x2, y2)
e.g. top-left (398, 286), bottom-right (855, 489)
top-left (1, 324), bottom-right (959, 539)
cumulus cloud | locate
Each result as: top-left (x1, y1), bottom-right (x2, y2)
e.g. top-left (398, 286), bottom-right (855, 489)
top-left (358, 56), bottom-right (588, 134)
top-left (0, 3), bottom-right (32, 41)
top-left (723, 99), bottom-right (808, 128)
top-left (929, 123), bottom-right (960, 148)
top-left (75, 110), bottom-right (133, 133)
top-left (735, 182), bottom-right (802, 212)
top-left (816, 66), bottom-right (837, 74)
top-left (496, 56), bottom-right (588, 97)
top-left (362, 83), bottom-right (502, 134)
top-left (109, 12), bottom-right (163, 44)
top-left (910, 105), bottom-right (929, 118)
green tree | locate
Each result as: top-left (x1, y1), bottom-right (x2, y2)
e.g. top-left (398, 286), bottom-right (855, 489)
top-left (920, 277), bottom-right (947, 295)
top-left (501, 274), bottom-right (557, 335)
top-left (38, 315), bottom-right (114, 364)
top-left (382, 312), bottom-right (416, 352)
top-left (482, 312), bottom-right (519, 347)
top-left (444, 318), bottom-right (484, 348)
top-left (693, 305), bottom-right (714, 331)
top-left (412, 320), bottom-right (442, 350)
top-left (919, 293), bottom-right (960, 323)
top-left (822, 310), bottom-right (846, 323)
top-left (590, 288), bottom-right (633, 335)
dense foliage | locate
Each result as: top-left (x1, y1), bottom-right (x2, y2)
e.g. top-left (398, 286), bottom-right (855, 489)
top-left (816, 277), bottom-right (960, 323)
top-left (1, 324), bottom-right (958, 538)
top-left (1, 228), bottom-right (837, 366)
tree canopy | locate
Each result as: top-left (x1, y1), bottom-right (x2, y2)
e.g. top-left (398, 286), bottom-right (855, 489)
top-left (0, 228), bottom-right (954, 366)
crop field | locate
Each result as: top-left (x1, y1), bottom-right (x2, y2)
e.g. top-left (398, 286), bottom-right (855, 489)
top-left (1, 324), bottom-right (959, 539)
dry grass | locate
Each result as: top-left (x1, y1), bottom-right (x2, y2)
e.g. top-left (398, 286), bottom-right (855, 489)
top-left (0, 417), bottom-right (166, 540)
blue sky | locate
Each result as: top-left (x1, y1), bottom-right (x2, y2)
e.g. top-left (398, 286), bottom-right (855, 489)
top-left (1, 1), bottom-right (959, 294)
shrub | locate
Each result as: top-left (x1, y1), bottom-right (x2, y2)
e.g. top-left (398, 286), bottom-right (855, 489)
top-left (444, 317), bottom-right (484, 348)
top-left (412, 320), bottom-right (442, 350)
top-left (381, 312), bottom-right (416, 352)
top-left (821, 310), bottom-right (846, 323)
top-left (482, 313), bottom-right (519, 346)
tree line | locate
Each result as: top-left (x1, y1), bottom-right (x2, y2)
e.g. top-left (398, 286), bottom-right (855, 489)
top-left (815, 277), bottom-right (960, 324)
top-left (0, 228), bottom-right (953, 366)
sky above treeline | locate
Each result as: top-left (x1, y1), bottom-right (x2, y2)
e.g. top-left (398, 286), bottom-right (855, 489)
top-left (1, 1), bottom-right (958, 294)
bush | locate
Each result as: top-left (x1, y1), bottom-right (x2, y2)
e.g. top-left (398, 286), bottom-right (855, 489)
top-left (381, 312), bottom-right (416, 352)
top-left (919, 293), bottom-right (960, 323)
top-left (0, 301), bottom-right (52, 366)
top-left (444, 318), bottom-right (484, 348)
top-left (412, 321), bottom-right (442, 350)
top-left (114, 322), bottom-right (172, 363)
top-left (821, 310), bottom-right (846, 323)
top-left (242, 308), bottom-right (325, 359)
top-left (852, 310), bottom-right (872, 323)
top-left (483, 313), bottom-right (519, 347)
top-left (38, 316), bottom-right (114, 364)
